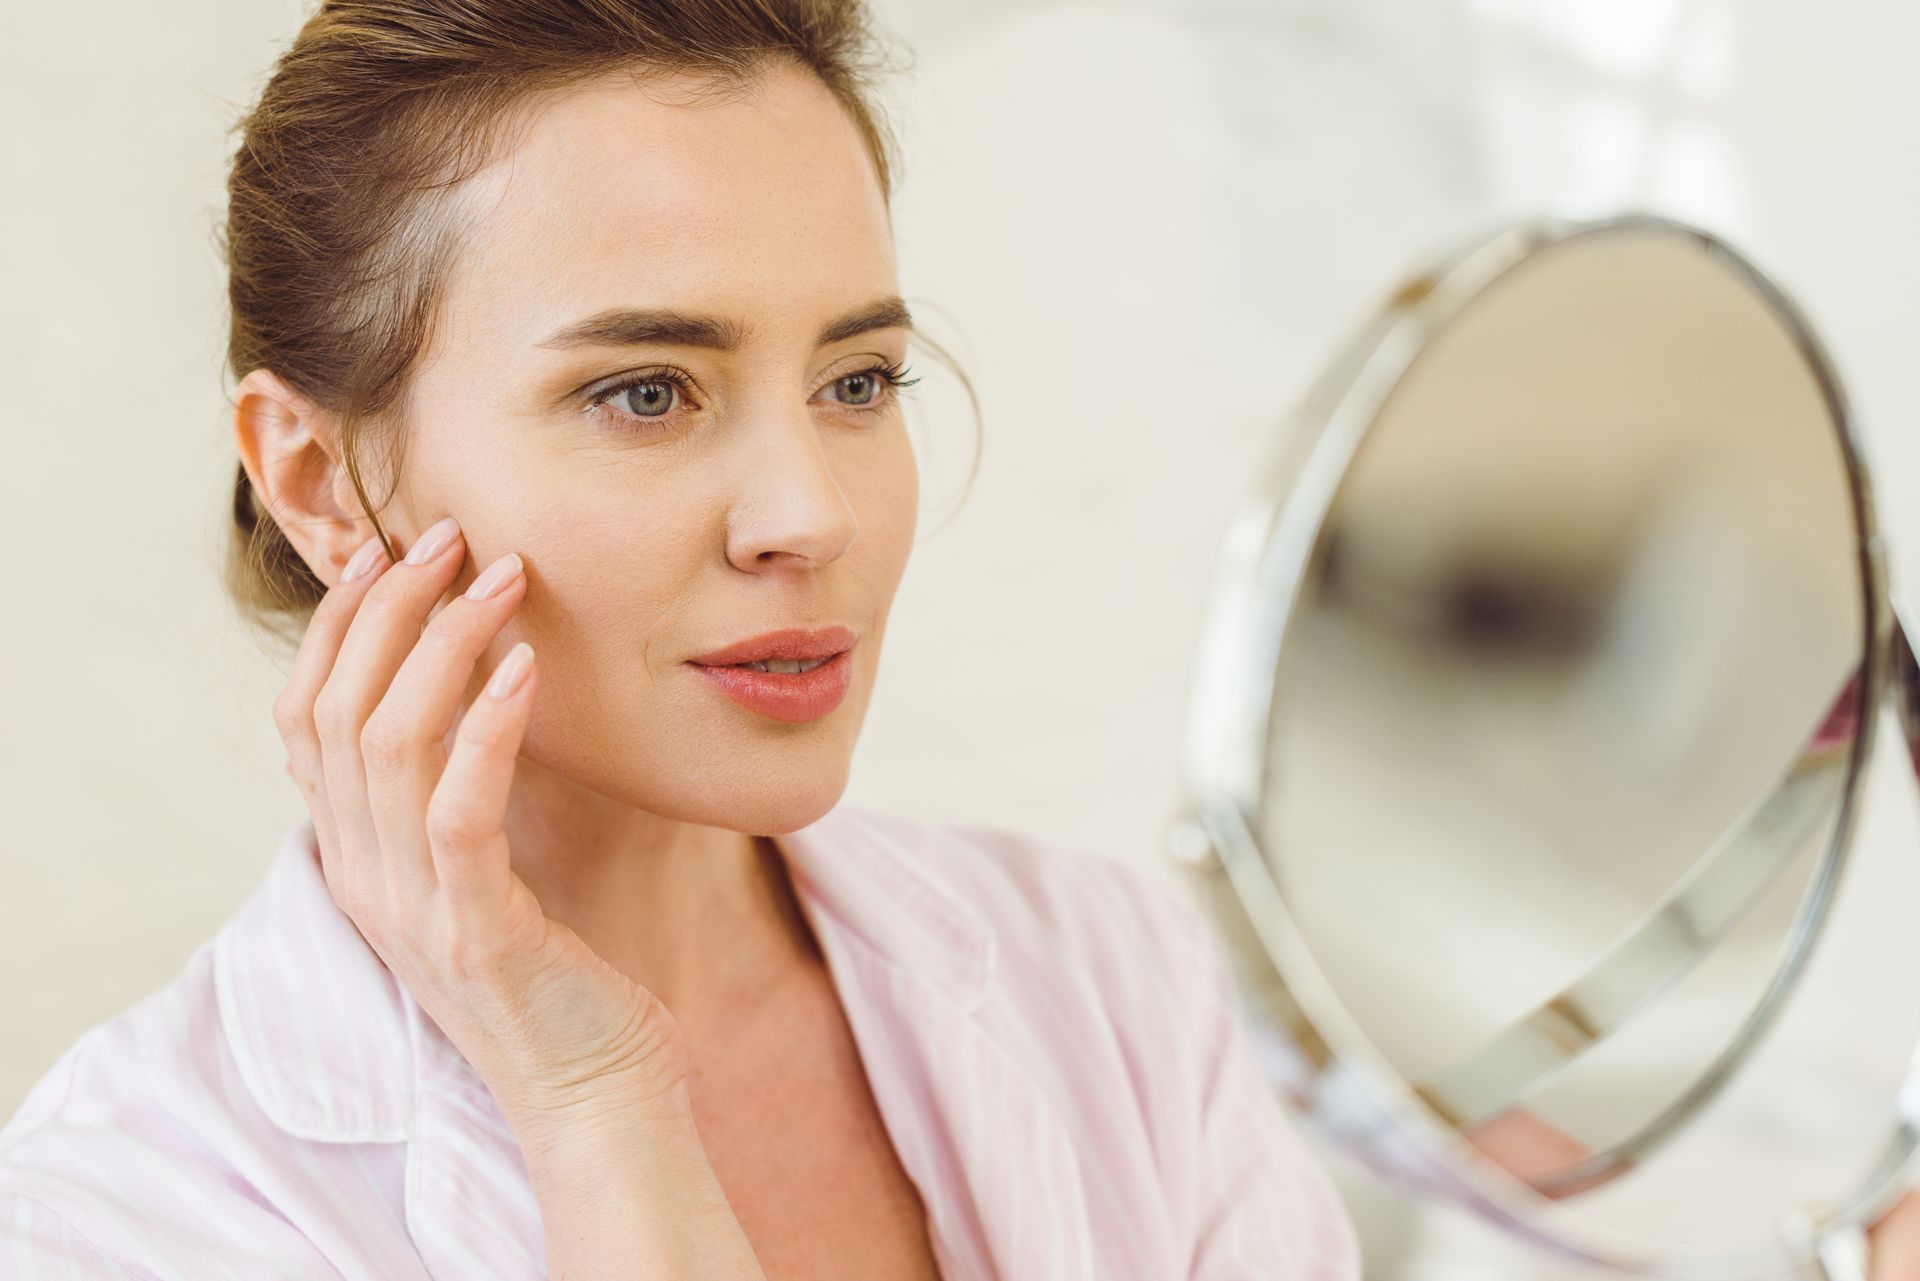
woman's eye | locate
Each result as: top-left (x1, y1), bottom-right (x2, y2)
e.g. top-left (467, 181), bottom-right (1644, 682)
top-left (824, 372), bottom-right (882, 407)
top-left (613, 378), bottom-right (678, 418)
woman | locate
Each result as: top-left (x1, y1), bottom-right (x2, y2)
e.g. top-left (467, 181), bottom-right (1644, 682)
top-left (0, 0), bottom-right (1358, 1276)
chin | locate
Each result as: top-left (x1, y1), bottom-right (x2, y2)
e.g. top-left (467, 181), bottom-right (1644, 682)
top-left (727, 776), bottom-right (853, 838)
top-left (631, 760), bottom-right (854, 838)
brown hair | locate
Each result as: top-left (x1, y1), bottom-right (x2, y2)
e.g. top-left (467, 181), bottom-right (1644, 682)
top-left (220, 0), bottom-right (979, 651)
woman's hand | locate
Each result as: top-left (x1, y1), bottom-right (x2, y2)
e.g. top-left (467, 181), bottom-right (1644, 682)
top-left (274, 515), bottom-right (768, 1277)
top-left (271, 515), bottom-right (687, 1134)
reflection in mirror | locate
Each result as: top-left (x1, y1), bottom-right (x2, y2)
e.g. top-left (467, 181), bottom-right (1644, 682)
top-left (1262, 226), bottom-right (1866, 1196)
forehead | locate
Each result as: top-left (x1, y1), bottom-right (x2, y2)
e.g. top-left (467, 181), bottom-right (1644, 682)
top-left (445, 63), bottom-right (894, 340)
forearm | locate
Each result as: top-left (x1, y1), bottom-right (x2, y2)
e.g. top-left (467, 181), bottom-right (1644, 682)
top-left (515, 1102), bottom-right (767, 1280)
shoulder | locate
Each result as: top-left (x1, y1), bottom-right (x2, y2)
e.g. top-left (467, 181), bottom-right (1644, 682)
top-left (1, 946), bottom-right (244, 1211)
top-left (2, 940), bottom-right (236, 1159)
top-left (0, 943), bottom-right (369, 1275)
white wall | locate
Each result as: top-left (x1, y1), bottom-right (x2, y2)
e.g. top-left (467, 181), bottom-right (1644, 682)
top-left (4, 1), bottom-right (1917, 1275)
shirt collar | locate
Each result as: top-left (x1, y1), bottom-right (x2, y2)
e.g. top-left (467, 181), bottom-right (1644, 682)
top-left (212, 802), bottom-right (998, 1143)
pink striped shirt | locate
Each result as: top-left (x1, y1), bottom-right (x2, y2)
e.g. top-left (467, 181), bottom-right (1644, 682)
top-left (1, 804), bottom-right (1358, 1278)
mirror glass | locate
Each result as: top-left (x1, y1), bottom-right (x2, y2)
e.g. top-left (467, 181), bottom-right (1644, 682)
top-left (1262, 225), bottom-right (1869, 1203)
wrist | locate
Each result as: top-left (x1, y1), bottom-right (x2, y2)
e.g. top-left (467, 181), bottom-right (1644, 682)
top-left (508, 1079), bottom-right (698, 1181)
top-left (510, 1099), bottom-right (766, 1280)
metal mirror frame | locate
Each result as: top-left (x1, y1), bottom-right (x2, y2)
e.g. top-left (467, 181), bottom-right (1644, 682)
top-left (1170, 209), bottom-right (1920, 1277)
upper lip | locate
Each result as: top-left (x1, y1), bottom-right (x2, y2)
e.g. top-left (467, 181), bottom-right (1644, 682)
top-left (688, 625), bottom-right (858, 666)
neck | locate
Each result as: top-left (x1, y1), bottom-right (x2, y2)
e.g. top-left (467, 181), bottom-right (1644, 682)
top-left (495, 752), bottom-right (819, 1031)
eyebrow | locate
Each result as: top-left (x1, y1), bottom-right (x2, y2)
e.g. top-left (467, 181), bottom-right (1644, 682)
top-left (535, 295), bottom-right (914, 352)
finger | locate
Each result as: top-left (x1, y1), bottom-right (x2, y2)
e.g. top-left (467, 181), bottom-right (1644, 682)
top-left (274, 531), bottom-right (394, 900)
top-left (313, 515), bottom-right (468, 905)
top-left (427, 641), bottom-right (537, 913)
top-left (361, 551), bottom-right (527, 888)
top-left (1869, 1187), bottom-right (1920, 1281)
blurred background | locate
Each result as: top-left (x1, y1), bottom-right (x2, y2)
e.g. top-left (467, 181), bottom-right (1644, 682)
top-left (3, 1), bottom-right (1919, 1275)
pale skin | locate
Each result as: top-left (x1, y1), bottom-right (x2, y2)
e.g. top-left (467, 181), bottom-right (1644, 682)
top-left (234, 60), bottom-right (941, 1279)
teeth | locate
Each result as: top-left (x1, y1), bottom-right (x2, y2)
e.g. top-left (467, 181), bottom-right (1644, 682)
top-left (741, 656), bottom-right (829, 674)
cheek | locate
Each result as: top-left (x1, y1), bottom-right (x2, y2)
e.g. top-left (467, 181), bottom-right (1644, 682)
top-left (854, 429), bottom-right (921, 573)
top-left (504, 507), bottom-right (709, 676)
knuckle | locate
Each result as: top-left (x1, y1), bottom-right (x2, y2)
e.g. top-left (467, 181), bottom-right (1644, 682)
top-left (359, 576), bottom-right (427, 633)
top-left (456, 709), bottom-right (511, 752)
top-left (332, 866), bottom-right (371, 921)
top-left (270, 689), bottom-right (310, 740)
top-left (437, 919), bottom-right (502, 985)
top-left (311, 687), bottom-right (355, 745)
top-left (358, 714), bottom-right (414, 771)
top-left (341, 867), bottom-right (392, 927)
top-left (425, 797), bottom-right (488, 850)
top-left (354, 574), bottom-right (402, 616)
top-left (417, 617), bottom-right (471, 660)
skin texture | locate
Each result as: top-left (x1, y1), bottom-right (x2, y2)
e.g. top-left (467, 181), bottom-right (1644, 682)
top-left (235, 60), bottom-right (918, 1026)
top-left (232, 59), bottom-right (933, 1276)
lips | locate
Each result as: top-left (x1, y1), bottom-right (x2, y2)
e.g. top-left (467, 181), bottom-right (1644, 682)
top-left (687, 625), bottom-right (857, 668)
top-left (684, 625), bottom-right (858, 722)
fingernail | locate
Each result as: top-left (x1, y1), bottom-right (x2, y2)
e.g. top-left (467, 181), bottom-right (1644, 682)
top-left (465, 552), bottom-right (524, 601)
top-left (404, 516), bottom-right (460, 566)
top-left (486, 642), bottom-right (534, 700)
top-left (341, 535), bottom-right (388, 583)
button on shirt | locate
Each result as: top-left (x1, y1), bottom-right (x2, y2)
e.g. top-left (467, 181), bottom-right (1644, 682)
top-left (1, 803), bottom-right (1359, 1279)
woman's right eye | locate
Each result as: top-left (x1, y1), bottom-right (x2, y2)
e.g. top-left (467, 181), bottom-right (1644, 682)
top-left (606, 377), bottom-right (679, 417)
top-left (584, 370), bottom-right (693, 432)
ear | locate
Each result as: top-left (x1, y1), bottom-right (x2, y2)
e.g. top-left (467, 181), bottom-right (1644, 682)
top-left (232, 368), bottom-right (388, 589)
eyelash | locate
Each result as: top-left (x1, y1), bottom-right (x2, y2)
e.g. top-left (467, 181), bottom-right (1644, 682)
top-left (584, 359), bottom-right (921, 434)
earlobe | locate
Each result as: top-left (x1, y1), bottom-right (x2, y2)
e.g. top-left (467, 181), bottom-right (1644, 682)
top-left (233, 368), bottom-right (365, 587)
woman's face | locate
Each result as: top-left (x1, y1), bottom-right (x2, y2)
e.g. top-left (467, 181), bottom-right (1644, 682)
top-left (367, 61), bottom-right (917, 835)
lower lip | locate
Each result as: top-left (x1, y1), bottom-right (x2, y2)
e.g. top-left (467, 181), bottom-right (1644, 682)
top-left (686, 649), bottom-right (853, 722)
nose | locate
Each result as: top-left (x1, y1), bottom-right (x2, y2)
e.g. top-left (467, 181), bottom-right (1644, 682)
top-left (722, 406), bottom-right (859, 573)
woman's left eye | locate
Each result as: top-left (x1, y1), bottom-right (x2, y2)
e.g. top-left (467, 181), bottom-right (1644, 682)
top-left (820, 370), bottom-right (889, 407)
top-left (811, 360), bottom-right (920, 411)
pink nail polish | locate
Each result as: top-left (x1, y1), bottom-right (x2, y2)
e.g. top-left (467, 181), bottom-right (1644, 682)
top-left (405, 516), bottom-right (461, 566)
top-left (486, 642), bottom-right (534, 700)
top-left (465, 553), bottom-right (524, 601)
top-left (341, 535), bottom-right (387, 583)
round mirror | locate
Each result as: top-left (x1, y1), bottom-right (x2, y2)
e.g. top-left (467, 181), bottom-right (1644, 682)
top-left (1176, 213), bottom-right (1920, 1277)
